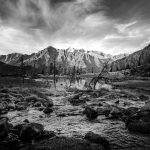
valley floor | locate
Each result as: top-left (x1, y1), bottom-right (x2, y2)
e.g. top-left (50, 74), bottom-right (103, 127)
top-left (0, 76), bottom-right (150, 150)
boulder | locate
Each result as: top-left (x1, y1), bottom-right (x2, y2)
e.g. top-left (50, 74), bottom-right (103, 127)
top-left (15, 102), bottom-right (28, 111)
top-left (69, 98), bottom-right (86, 106)
top-left (83, 106), bottom-right (98, 120)
top-left (123, 101), bottom-right (132, 107)
top-left (115, 100), bottom-right (119, 104)
top-left (38, 107), bottom-right (45, 111)
top-left (23, 119), bottom-right (30, 123)
top-left (20, 123), bottom-right (44, 141)
top-left (0, 117), bottom-right (9, 140)
top-left (85, 131), bottom-right (110, 150)
top-left (33, 102), bottom-right (42, 108)
top-left (126, 110), bottom-right (150, 134)
top-left (139, 95), bottom-right (149, 101)
top-left (0, 93), bottom-right (9, 98)
top-left (108, 106), bottom-right (122, 119)
top-left (34, 130), bottom-right (56, 141)
top-left (43, 107), bottom-right (53, 114)
top-left (46, 100), bottom-right (54, 107)
top-left (96, 104), bottom-right (111, 116)
top-left (141, 101), bottom-right (150, 111)
top-left (0, 102), bottom-right (8, 114)
top-left (0, 89), bottom-right (9, 93)
top-left (8, 103), bottom-right (16, 110)
top-left (122, 107), bottom-right (139, 117)
top-left (25, 95), bottom-right (39, 103)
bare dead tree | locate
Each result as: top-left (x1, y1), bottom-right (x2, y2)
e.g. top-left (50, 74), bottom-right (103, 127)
top-left (53, 53), bottom-right (57, 89)
top-left (20, 55), bottom-right (25, 84)
top-left (63, 49), bottom-right (69, 75)
top-left (89, 59), bottom-right (110, 89)
top-left (32, 59), bottom-right (37, 78)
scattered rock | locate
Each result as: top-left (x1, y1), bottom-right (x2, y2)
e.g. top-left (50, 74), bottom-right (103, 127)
top-left (122, 107), bottom-right (139, 117)
top-left (126, 110), bottom-right (150, 134)
top-left (85, 131), bottom-right (110, 150)
top-left (23, 119), bottom-right (30, 123)
top-left (0, 93), bottom-right (9, 98)
top-left (115, 100), bottom-right (119, 104)
top-left (25, 95), bottom-right (39, 103)
top-left (34, 130), bottom-right (56, 141)
top-left (33, 102), bottom-right (42, 107)
top-left (43, 107), bottom-right (53, 114)
top-left (123, 101), bottom-right (132, 107)
top-left (0, 117), bottom-right (9, 140)
top-left (0, 133), bottom-right (20, 150)
top-left (139, 94), bottom-right (149, 101)
top-left (0, 88), bottom-right (9, 93)
top-left (38, 107), bottom-right (45, 111)
top-left (20, 123), bottom-right (44, 141)
top-left (15, 105), bottom-right (26, 111)
top-left (69, 98), bottom-right (86, 106)
top-left (108, 106), bottom-right (122, 119)
top-left (98, 102), bottom-right (103, 107)
top-left (83, 106), bottom-right (98, 120)
top-left (46, 100), bottom-right (54, 107)
top-left (96, 104), bottom-right (111, 116)
top-left (8, 103), bottom-right (16, 110)
top-left (22, 136), bottom-right (105, 150)
top-left (72, 93), bottom-right (80, 99)
top-left (141, 101), bottom-right (150, 111)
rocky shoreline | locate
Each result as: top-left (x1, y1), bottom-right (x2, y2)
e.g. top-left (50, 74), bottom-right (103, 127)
top-left (0, 86), bottom-right (150, 150)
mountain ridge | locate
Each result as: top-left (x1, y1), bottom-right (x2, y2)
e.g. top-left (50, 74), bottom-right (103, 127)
top-left (0, 46), bottom-right (126, 74)
top-left (111, 44), bottom-right (150, 72)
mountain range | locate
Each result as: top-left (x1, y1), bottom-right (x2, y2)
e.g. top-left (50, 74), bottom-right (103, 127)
top-left (0, 46), bottom-right (126, 74)
top-left (0, 44), bottom-right (150, 76)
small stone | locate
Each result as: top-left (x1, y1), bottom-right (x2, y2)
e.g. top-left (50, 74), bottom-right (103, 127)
top-left (23, 119), bottom-right (29, 123)
top-left (43, 107), bottom-right (53, 114)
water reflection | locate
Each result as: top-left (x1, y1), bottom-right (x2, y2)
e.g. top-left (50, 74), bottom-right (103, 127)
top-left (56, 77), bottom-right (91, 90)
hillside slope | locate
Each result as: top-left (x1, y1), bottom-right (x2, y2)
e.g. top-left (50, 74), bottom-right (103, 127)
top-left (110, 44), bottom-right (150, 72)
top-left (0, 61), bottom-right (20, 76)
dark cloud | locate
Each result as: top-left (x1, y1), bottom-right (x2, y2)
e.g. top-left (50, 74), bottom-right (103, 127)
top-left (50, 0), bottom-right (76, 5)
top-left (101, 0), bottom-right (150, 22)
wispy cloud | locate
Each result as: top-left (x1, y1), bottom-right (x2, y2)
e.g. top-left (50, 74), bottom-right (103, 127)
top-left (0, 0), bottom-right (150, 55)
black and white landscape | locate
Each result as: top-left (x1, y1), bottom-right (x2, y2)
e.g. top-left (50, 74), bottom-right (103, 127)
top-left (0, 0), bottom-right (150, 150)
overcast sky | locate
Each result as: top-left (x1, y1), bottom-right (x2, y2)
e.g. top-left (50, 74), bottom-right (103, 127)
top-left (0, 0), bottom-right (150, 55)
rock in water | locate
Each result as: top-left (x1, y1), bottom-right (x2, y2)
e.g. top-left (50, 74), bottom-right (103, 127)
top-left (83, 106), bottom-right (98, 120)
top-left (20, 123), bottom-right (44, 141)
top-left (85, 131), bottom-right (110, 150)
